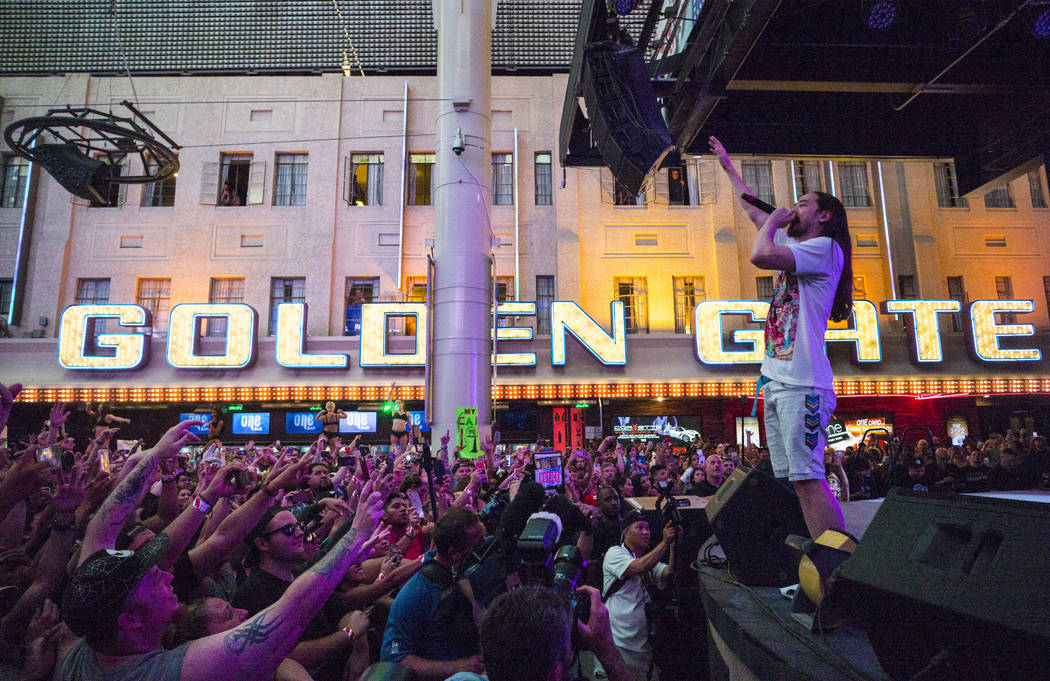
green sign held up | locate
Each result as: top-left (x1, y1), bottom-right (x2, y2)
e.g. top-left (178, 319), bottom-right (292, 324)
top-left (456, 406), bottom-right (481, 459)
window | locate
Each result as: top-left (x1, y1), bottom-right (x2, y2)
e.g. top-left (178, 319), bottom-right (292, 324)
top-left (492, 152), bottom-right (514, 205)
top-left (75, 278), bottom-right (110, 306)
top-left (534, 152), bottom-right (552, 206)
top-left (673, 276), bottom-right (706, 334)
top-left (90, 154), bottom-right (126, 207)
top-left (535, 275), bottom-right (554, 335)
top-left (407, 153), bottom-right (435, 206)
top-left (1029, 168), bottom-right (1048, 209)
top-left (995, 276), bottom-right (1015, 324)
top-left (136, 278), bottom-right (171, 333)
top-left (273, 153), bottom-right (308, 206)
top-left (947, 276), bottom-right (966, 332)
top-left (852, 276), bottom-right (867, 300)
top-left (614, 277), bottom-right (648, 334)
top-left (984, 185), bottom-right (1015, 209)
top-left (933, 162), bottom-right (968, 208)
top-left (403, 276), bottom-right (428, 336)
top-left (1043, 277), bottom-right (1050, 326)
top-left (345, 277), bottom-right (379, 336)
top-left (1, 154), bottom-right (30, 208)
top-left (792, 161), bottom-right (825, 200)
top-left (141, 155), bottom-right (177, 207)
top-left (756, 276), bottom-right (774, 300)
top-left (218, 153), bottom-right (252, 206)
top-left (0, 279), bottom-right (12, 322)
top-left (696, 159), bottom-right (717, 204)
top-left (614, 179), bottom-right (646, 206)
top-left (741, 160), bottom-right (774, 205)
top-left (666, 166), bottom-right (690, 205)
top-left (269, 277), bottom-right (305, 335)
top-left (495, 276), bottom-right (515, 328)
top-left (345, 153), bottom-right (383, 206)
top-left (837, 161), bottom-right (873, 207)
top-left (207, 278), bottom-right (245, 337)
top-left (898, 275), bottom-right (917, 299)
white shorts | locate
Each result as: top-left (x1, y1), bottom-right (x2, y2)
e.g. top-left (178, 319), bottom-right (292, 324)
top-left (762, 379), bottom-right (836, 482)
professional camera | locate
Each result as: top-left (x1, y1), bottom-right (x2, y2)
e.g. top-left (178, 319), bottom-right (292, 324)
top-left (517, 514), bottom-right (590, 624)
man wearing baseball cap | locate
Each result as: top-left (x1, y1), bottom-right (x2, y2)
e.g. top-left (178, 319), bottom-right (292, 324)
top-left (53, 419), bottom-right (388, 681)
top-left (596, 509), bottom-right (678, 680)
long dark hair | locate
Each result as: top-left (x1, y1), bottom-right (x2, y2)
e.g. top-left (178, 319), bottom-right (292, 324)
top-left (814, 191), bottom-right (853, 322)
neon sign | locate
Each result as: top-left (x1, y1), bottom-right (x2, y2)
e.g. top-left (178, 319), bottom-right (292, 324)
top-left (55, 298), bottom-right (1042, 371)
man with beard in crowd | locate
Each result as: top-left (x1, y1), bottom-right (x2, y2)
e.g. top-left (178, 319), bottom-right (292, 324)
top-left (689, 455), bottom-right (726, 496)
top-left (306, 462), bottom-right (336, 502)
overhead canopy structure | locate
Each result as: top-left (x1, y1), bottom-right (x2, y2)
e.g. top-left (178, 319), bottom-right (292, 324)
top-left (559, 0), bottom-right (1050, 196)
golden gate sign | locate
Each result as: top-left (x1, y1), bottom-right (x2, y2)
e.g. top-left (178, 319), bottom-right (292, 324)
top-left (56, 299), bottom-right (1041, 371)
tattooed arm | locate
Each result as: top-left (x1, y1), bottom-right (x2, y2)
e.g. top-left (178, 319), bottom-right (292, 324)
top-left (178, 491), bottom-right (388, 681)
top-left (78, 420), bottom-right (202, 565)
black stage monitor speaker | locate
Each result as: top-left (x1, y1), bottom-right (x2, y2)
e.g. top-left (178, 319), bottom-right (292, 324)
top-left (705, 467), bottom-right (809, 586)
top-left (581, 41), bottom-right (674, 197)
top-left (833, 489), bottom-right (1050, 680)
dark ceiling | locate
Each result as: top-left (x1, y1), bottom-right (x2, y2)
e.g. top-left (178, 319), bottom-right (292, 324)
top-left (559, 0), bottom-right (1050, 196)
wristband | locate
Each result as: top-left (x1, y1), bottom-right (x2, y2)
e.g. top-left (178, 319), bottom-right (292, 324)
top-left (191, 495), bottom-right (213, 513)
top-left (161, 473), bottom-right (176, 483)
top-left (343, 626), bottom-right (356, 642)
top-left (377, 572), bottom-right (385, 581)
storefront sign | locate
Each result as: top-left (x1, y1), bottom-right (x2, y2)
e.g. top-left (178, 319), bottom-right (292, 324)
top-left (55, 298), bottom-right (1041, 371)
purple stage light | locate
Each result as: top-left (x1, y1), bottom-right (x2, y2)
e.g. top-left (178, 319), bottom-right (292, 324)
top-left (1034, 9), bottom-right (1050, 39)
top-left (866, 1), bottom-right (898, 31)
top-left (615, 0), bottom-right (638, 16)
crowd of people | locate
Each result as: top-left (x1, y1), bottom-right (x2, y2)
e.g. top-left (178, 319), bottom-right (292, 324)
top-left (0, 379), bottom-right (1047, 681)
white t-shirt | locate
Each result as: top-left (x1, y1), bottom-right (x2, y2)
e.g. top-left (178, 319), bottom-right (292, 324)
top-left (760, 230), bottom-right (843, 391)
top-left (602, 544), bottom-right (668, 653)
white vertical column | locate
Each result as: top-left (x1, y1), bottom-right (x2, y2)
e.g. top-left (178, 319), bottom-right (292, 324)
top-left (430, 0), bottom-right (496, 442)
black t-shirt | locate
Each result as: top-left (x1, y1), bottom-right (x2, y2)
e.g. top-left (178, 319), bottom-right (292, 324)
top-left (894, 472), bottom-right (936, 493)
top-left (689, 480), bottom-right (721, 497)
top-left (232, 568), bottom-right (340, 641)
top-left (959, 465), bottom-right (992, 493)
top-left (991, 465), bottom-right (1039, 491)
top-left (586, 518), bottom-right (622, 588)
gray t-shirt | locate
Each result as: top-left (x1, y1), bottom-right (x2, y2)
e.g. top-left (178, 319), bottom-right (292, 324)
top-left (53, 639), bottom-right (189, 681)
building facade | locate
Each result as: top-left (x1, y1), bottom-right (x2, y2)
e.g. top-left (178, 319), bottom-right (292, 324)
top-left (2, 70), bottom-right (1049, 446)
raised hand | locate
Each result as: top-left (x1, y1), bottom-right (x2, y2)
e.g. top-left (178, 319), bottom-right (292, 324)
top-left (0, 382), bottom-right (21, 432)
top-left (153, 420), bottom-right (204, 459)
top-left (708, 135), bottom-right (730, 167)
top-left (45, 464), bottom-right (87, 515)
top-left (48, 403), bottom-right (70, 428)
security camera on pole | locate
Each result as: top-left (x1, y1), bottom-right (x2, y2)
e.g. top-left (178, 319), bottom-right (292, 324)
top-left (430, 1), bottom-right (498, 450)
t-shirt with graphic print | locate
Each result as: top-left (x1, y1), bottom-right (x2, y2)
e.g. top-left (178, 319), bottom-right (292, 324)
top-left (760, 229), bottom-right (843, 391)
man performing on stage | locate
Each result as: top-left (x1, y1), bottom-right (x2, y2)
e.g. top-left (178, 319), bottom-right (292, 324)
top-left (710, 136), bottom-right (854, 539)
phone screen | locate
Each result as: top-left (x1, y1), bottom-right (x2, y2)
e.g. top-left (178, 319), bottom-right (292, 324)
top-left (98, 451), bottom-right (111, 475)
top-left (38, 445), bottom-right (61, 468)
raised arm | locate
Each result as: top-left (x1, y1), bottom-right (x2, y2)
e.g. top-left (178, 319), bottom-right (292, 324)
top-left (79, 420), bottom-right (201, 564)
top-left (179, 493), bottom-right (388, 681)
top-left (708, 135), bottom-right (768, 228)
top-left (189, 451), bottom-right (311, 579)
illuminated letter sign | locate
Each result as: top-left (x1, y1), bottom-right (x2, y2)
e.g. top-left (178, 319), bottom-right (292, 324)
top-left (275, 303), bottom-right (348, 369)
top-left (57, 304), bottom-right (149, 370)
top-left (694, 301), bottom-right (769, 364)
top-left (359, 302), bottom-right (427, 366)
top-left (882, 299), bottom-right (960, 362)
top-left (826, 300), bottom-right (882, 361)
top-left (968, 300), bottom-right (1041, 361)
top-left (167, 303), bottom-right (257, 369)
top-left (550, 301), bottom-right (626, 365)
top-left (493, 301), bottom-right (537, 367)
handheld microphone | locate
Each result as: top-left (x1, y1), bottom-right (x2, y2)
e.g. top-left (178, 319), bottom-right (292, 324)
top-left (741, 192), bottom-right (776, 214)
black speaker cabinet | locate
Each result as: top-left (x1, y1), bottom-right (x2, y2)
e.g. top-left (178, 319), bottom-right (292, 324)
top-left (581, 40), bottom-right (674, 196)
top-left (833, 489), bottom-right (1050, 680)
top-left (705, 467), bottom-right (809, 586)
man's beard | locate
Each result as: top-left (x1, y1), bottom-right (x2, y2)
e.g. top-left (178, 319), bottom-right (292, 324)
top-left (786, 216), bottom-right (804, 238)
